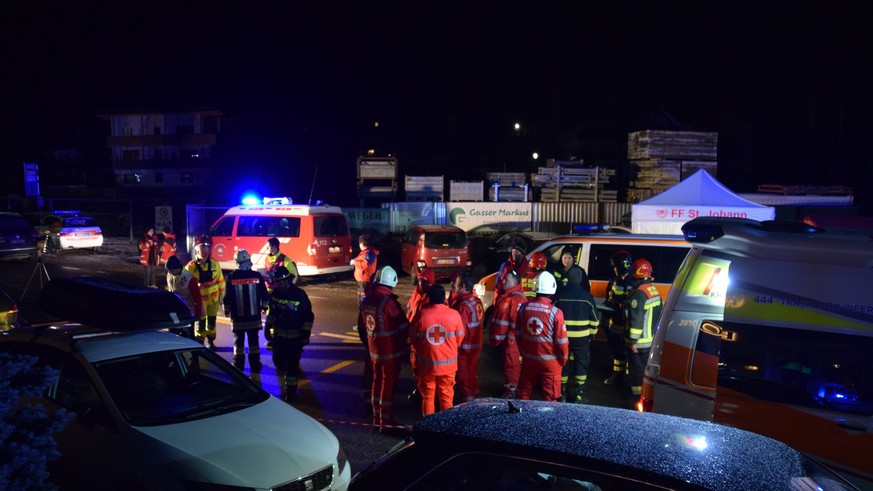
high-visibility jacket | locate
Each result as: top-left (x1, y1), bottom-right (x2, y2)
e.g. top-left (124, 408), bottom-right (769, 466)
top-left (409, 303), bottom-right (465, 376)
top-left (266, 251), bottom-right (299, 288)
top-left (517, 297), bottom-right (568, 364)
top-left (186, 258), bottom-right (226, 317)
top-left (406, 286), bottom-right (429, 322)
top-left (167, 268), bottom-right (203, 318)
top-left (266, 284), bottom-right (314, 340)
top-left (488, 284), bottom-right (528, 347)
top-left (138, 233), bottom-right (160, 267)
top-left (605, 273), bottom-right (633, 334)
top-left (494, 258), bottom-right (528, 305)
top-left (223, 269), bottom-right (268, 331)
top-left (521, 268), bottom-right (544, 298)
top-left (625, 279), bottom-right (662, 350)
top-left (450, 291), bottom-right (485, 353)
top-left (359, 285), bottom-right (409, 362)
top-left (554, 284), bottom-right (600, 340)
top-left (354, 248), bottom-right (379, 283)
top-left (159, 232), bottom-right (176, 265)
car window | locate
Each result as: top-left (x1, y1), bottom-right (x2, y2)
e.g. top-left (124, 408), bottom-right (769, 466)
top-left (237, 216), bottom-right (301, 237)
top-left (707, 320), bottom-right (873, 417)
top-left (313, 215), bottom-right (348, 237)
top-left (425, 232), bottom-right (466, 249)
top-left (211, 216), bottom-right (236, 236)
top-left (588, 244), bottom-right (688, 284)
top-left (0, 214), bottom-right (30, 231)
top-left (407, 452), bottom-right (671, 490)
top-left (64, 217), bottom-right (97, 228)
top-left (95, 348), bottom-right (268, 426)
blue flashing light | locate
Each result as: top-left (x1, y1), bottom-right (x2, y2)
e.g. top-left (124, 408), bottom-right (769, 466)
top-left (572, 223), bottom-right (608, 234)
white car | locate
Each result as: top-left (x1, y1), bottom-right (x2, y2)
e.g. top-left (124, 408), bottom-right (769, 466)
top-left (1, 276), bottom-right (351, 491)
top-left (39, 213), bottom-right (104, 251)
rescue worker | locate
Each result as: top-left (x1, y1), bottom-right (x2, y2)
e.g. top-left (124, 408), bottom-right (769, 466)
top-left (409, 284), bottom-right (465, 416)
top-left (406, 267), bottom-right (434, 322)
top-left (265, 236), bottom-right (299, 289)
top-left (552, 246), bottom-right (590, 296)
top-left (185, 236), bottom-right (226, 351)
top-left (494, 241), bottom-right (528, 306)
top-left (223, 249), bottom-right (269, 372)
top-left (138, 227), bottom-right (161, 288)
top-left (554, 267), bottom-right (599, 403)
top-left (159, 226), bottom-right (177, 265)
top-left (603, 250), bottom-right (634, 386)
top-left (522, 251), bottom-right (548, 298)
top-left (516, 271), bottom-right (568, 402)
top-left (165, 255), bottom-right (200, 339)
top-left (353, 233), bottom-right (379, 304)
top-left (358, 266), bottom-right (409, 432)
top-left (450, 272), bottom-right (485, 402)
top-left (488, 269), bottom-right (528, 398)
top-left (625, 258), bottom-right (662, 400)
top-left (264, 265), bottom-right (314, 402)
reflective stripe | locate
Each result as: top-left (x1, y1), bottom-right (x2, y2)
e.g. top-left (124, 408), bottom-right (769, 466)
top-left (418, 357), bottom-right (459, 366)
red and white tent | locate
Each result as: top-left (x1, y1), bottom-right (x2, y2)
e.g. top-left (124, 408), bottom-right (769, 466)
top-left (631, 170), bottom-right (775, 235)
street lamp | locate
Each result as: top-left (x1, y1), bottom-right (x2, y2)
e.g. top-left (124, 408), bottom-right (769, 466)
top-left (532, 152), bottom-right (539, 160)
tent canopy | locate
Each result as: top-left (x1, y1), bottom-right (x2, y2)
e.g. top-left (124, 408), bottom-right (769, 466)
top-left (631, 170), bottom-right (775, 235)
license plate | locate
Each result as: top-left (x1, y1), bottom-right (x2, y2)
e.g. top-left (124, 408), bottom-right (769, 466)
top-left (328, 246), bottom-right (341, 254)
top-left (436, 259), bottom-right (456, 265)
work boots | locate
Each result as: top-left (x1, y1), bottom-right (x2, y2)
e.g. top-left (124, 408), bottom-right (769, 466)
top-left (233, 355), bottom-right (245, 370)
top-left (603, 372), bottom-right (625, 386)
top-left (248, 354), bottom-right (262, 372)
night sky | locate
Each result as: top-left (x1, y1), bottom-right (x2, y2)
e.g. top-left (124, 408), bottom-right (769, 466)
top-left (4, 2), bottom-right (873, 211)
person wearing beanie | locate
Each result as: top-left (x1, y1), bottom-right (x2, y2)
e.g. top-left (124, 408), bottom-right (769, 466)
top-left (552, 245), bottom-right (590, 296)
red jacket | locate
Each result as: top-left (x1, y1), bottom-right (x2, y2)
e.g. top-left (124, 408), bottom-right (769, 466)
top-left (406, 287), bottom-right (429, 322)
top-left (488, 284), bottom-right (528, 347)
top-left (450, 291), bottom-right (485, 353)
top-left (517, 296), bottom-right (568, 365)
top-left (409, 303), bottom-right (465, 376)
top-left (353, 248), bottom-right (379, 282)
top-left (494, 258), bottom-right (529, 305)
top-left (359, 284), bottom-right (409, 362)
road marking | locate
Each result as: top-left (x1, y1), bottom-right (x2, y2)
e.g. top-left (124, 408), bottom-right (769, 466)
top-left (322, 360), bottom-right (356, 374)
top-left (320, 332), bottom-right (361, 343)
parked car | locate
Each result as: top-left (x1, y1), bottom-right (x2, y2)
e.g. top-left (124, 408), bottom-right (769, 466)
top-left (0, 212), bottom-right (37, 260)
top-left (400, 224), bottom-right (471, 281)
top-left (483, 231), bottom-right (554, 273)
top-left (0, 276), bottom-right (351, 490)
top-left (0, 289), bottom-right (19, 331)
top-left (39, 213), bottom-right (104, 252)
top-left (350, 399), bottom-right (856, 490)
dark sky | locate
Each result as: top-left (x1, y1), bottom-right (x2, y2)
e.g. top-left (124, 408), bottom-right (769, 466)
top-left (4, 2), bottom-right (873, 210)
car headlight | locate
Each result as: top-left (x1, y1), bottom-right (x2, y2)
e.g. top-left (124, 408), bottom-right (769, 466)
top-left (473, 283), bottom-right (485, 297)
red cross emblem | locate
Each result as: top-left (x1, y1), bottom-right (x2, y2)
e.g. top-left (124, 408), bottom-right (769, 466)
top-left (426, 324), bottom-right (447, 345)
top-left (526, 317), bottom-right (544, 336)
top-left (365, 314), bottom-right (376, 333)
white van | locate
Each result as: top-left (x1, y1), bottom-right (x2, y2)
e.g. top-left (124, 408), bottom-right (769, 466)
top-left (209, 199), bottom-right (353, 277)
top-left (642, 217), bottom-right (873, 488)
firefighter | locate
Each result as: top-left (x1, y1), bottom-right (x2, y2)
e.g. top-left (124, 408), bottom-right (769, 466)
top-left (138, 227), bottom-right (161, 288)
top-left (516, 271), bottom-right (568, 402)
top-left (264, 265), bottom-right (314, 402)
top-left (625, 258), bottom-right (662, 400)
top-left (554, 267), bottom-right (599, 403)
top-left (353, 233), bottom-right (379, 304)
top-left (487, 269), bottom-right (528, 398)
top-left (494, 241), bottom-right (528, 306)
top-left (223, 249), bottom-right (269, 372)
top-left (358, 266), bottom-right (409, 432)
top-left (450, 272), bottom-right (485, 402)
top-left (265, 236), bottom-right (299, 289)
top-left (185, 236), bottom-right (225, 350)
top-left (603, 250), bottom-right (633, 386)
top-left (552, 246), bottom-right (590, 296)
top-left (522, 251), bottom-right (548, 298)
top-left (409, 284), bottom-right (465, 416)
top-left (165, 255), bottom-right (199, 339)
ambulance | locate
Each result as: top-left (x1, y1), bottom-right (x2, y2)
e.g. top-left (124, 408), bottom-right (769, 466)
top-left (642, 217), bottom-right (873, 488)
top-left (208, 198), bottom-right (353, 277)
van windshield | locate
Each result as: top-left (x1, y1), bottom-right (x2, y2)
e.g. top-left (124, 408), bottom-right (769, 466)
top-left (425, 232), bottom-right (466, 249)
top-left (237, 216), bottom-right (301, 237)
top-left (314, 215), bottom-right (348, 237)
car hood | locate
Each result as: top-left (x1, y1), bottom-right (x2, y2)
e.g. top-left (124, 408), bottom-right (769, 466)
top-left (135, 397), bottom-right (339, 488)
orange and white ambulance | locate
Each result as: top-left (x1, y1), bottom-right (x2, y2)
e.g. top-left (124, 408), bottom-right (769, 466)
top-left (642, 217), bottom-right (873, 488)
top-left (208, 198), bottom-right (353, 277)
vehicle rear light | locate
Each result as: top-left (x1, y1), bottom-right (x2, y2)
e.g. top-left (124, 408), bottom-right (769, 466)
top-left (307, 243), bottom-right (316, 256)
top-left (465, 259), bottom-right (472, 267)
top-left (638, 396), bottom-right (654, 413)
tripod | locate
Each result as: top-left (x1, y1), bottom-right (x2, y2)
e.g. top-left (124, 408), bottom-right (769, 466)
top-left (21, 245), bottom-right (52, 301)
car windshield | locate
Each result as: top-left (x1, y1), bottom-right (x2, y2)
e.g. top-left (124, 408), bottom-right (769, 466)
top-left (95, 348), bottom-right (269, 426)
top-left (425, 232), bottom-right (466, 249)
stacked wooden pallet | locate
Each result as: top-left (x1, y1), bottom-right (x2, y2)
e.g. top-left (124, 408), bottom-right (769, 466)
top-left (533, 162), bottom-right (617, 202)
top-left (540, 188), bottom-right (618, 202)
top-left (627, 130), bottom-right (718, 192)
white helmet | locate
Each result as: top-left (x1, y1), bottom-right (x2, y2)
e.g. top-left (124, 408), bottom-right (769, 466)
top-left (535, 271), bottom-right (558, 295)
top-left (375, 266), bottom-right (398, 288)
top-left (234, 249), bottom-right (252, 269)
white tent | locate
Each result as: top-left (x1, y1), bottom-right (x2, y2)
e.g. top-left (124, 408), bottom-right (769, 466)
top-left (631, 170), bottom-right (776, 234)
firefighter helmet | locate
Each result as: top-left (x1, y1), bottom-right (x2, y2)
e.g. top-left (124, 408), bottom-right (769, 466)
top-left (194, 235), bottom-right (211, 259)
top-left (270, 265), bottom-right (295, 284)
top-left (631, 258), bottom-right (653, 279)
top-left (609, 250), bottom-right (633, 276)
top-left (535, 271), bottom-right (558, 295)
top-left (528, 251), bottom-right (548, 270)
top-left (375, 266), bottom-right (398, 288)
top-left (234, 249), bottom-right (252, 265)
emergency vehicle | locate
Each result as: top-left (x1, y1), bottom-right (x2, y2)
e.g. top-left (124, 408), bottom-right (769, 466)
top-left (473, 232), bottom-right (690, 311)
top-left (208, 198), bottom-right (353, 277)
top-left (642, 217), bottom-right (873, 488)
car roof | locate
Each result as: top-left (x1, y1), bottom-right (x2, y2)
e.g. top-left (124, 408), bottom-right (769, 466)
top-left (413, 399), bottom-right (816, 491)
top-left (412, 224), bottom-right (465, 232)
